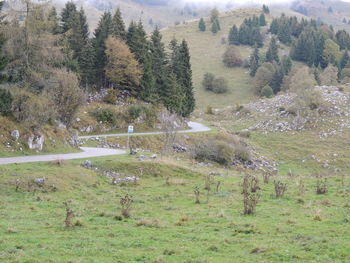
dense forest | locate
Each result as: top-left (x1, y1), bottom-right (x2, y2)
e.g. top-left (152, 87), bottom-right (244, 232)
top-left (0, 0), bottom-right (195, 132)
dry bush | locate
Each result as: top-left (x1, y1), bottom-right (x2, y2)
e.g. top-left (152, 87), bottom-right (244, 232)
top-left (191, 133), bottom-right (251, 165)
top-left (316, 175), bottom-right (328, 195)
top-left (223, 46), bottom-right (243, 67)
top-left (242, 175), bottom-right (261, 215)
top-left (274, 180), bottom-right (288, 198)
top-left (63, 202), bottom-right (75, 228)
top-left (120, 194), bottom-right (133, 218)
top-left (50, 159), bottom-right (67, 166)
top-left (298, 178), bottom-right (306, 195)
top-left (194, 186), bottom-right (200, 204)
top-left (136, 219), bottom-right (161, 228)
top-left (263, 172), bottom-right (271, 184)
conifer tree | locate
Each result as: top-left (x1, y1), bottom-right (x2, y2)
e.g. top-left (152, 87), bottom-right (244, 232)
top-left (340, 50), bottom-right (350, 69)
top-left (164, 72), bottom-right (183, 114)
top-left (151, 28), bottom-right (168, 101)
top-left (48, 7), bottom-right (60, 34)
top-left (281, 55), bottom-right (292, 75)
top-left (198, 18), bottom-right (206, 32)
top-left (177, 40), bottom-right (195, 117)
top-left (61, 1), bottom-right (78, 33)
top-left (249, 46), bottom-right (260, 77)
top-left (127, 21), bottom-right (156, 101)
top-left (111, 8), bottom-right (126, 40)
top-left (228, 25), bottom-right (239, 45)
top-left (266, 37), bottom-right (279, 63)
top-left (263, 4), bottom-right (270, 14)
top-left (79, 41), bottom-right (95, 88)
top-left (259, 13), bottom-right (266, 26)
top-left (211, 19), bottom-right (219, 34)
top-left (269, 67), bottom-right (284, 94)
top-left (92, 12), bottom-right (113, 86)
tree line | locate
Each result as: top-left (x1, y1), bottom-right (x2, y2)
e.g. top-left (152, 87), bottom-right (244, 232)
top-left (0, 0), bottom-right (195, 128)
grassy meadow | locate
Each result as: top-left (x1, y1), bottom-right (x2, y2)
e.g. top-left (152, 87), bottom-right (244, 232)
top-left (0, 156), bottom-right (349, 262)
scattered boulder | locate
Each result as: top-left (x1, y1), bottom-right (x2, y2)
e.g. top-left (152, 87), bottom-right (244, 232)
top-left (27, 134), bottom-right (45, 151)
top-left (34, 177), bottom-right (45, 187)
top-left (173, 144), bottom-right (187, 153)
top-left (81, 160), bottom-right (93, 169)
top-left (151, 154), bottom-right (157, 159)
top-left (11, 130), bottom-right (20, 141)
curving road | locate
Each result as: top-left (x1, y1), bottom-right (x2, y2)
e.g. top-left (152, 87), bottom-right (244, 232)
top-left (0, 122), bottom-right (210, 165)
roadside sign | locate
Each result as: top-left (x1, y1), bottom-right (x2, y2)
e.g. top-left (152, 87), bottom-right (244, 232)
top-left (128, 126), bottom-right (134, 133)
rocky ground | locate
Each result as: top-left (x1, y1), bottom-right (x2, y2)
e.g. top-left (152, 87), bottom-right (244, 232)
top-left (230, 86), bottom-right (350, 138)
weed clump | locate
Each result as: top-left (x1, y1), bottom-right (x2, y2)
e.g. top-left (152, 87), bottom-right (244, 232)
top-left (120, 194), bottom-right (133, 218)
top-left (63, 202), bottom-right (75, 228)
top-left (274, 180), bottom-right (288, 198)
top-left (242, 175), bottom-right (260, 215)
top-left (316, 175), bottom-right (328, 195)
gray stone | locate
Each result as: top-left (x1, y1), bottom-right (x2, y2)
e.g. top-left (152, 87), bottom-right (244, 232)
top-left (27, 134), bottom-right (45, 151)
top-left (11, 130), bottom-right (20, 141)
top-left (81, 160), bottom-right (93, 169)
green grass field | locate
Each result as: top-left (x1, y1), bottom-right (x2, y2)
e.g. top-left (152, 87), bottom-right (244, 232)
top-left (0, 157), bottom-right (349, 262)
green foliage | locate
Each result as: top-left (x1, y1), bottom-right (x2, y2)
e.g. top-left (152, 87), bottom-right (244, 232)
top-left (127, 104), bottom-right (143, 121)
top-left (92, 108), bottom-right (118, 126)
top-left (254, 62), bottom-right (275, 93)
top-left (249, 46), bottom-right (260, 77)
top-left (111, 8), bottom-right (126, 40)
top-left (210, 8), bottom-right (219, 23)
top-left (198, 18), bottom-right (206, 32)
top-left (261, 85), bottom-right (274, 98)
top-left (238, 20), bottom-right (263, 47)
top-left (266, 37), bottom-right (279, 63)
top-left (336, 29), bottom-right (350, 50)
top-left (340, 50), bottom-right (350, 69)
top-left (262, 4), bottom-right (270, 14)
top-left (259, 13), bottom-right (266, 26)
top-left (211, 19), bottom-right (220, 34)
top-left (0, 89), bottom-right (13, 116)
top-left (228, 25), bottom-right (239, 45)
top-left (103, 89), bottom-right (119, 104)
top-left (281, 55), bottom-right (292, 75)
top-left (202, 73), bottom-right (228, 94)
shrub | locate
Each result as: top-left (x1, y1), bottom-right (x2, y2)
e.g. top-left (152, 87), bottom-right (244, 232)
top-left (103, 89), bottom-right (119, 104)
top-left (92, 108), bottom-right (118, 126)
top-left (274, 180), bottom-right (288, 198)
top-left (222, 46), bottom-right (243, 67)
top-left (261, 85), bottom-right (274, 98)
top-left (0, 89), bottom-right (13, 116)
top-left (242, 175), bottom-right (260, 215)
top-left (127, 105), bottom-right (143, 121)
top-left (202, 73), bottom-right (228, 94)
top-left (212, 77), bottom-right (228, 94)
top-left (192, 133), bottom-right (251, 165)
top-left (120, 194), bottom-right (133, 218)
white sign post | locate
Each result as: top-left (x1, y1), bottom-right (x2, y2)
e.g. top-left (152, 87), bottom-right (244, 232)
top-left (127, 126), bottom-right (134, 154)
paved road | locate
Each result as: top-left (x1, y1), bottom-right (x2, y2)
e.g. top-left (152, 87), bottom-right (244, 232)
top-left (0, 122), bottom-right (210, 165)
top-left (79, 121), bottom-right (211, 139)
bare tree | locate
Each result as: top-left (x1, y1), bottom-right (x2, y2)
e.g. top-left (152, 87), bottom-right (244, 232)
top-left (158, 110), bottom-right (180, 156)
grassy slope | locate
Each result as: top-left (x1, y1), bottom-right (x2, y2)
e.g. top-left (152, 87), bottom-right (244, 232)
top-left (162, 8), bottom-right (265, 110)
top-left (0, 157), bottom-right (349, 262)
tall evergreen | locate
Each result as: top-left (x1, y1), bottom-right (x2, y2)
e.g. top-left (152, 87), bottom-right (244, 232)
top-left (79, 41), bottom-right (96, 88)
top-left (177, 40), bottom-right (195, 117)
top-left (266, 37), bottom-right (279, 63)
top-left (111, 8), bottom-right (126, 40)
top-left (269, 68), bottom-right (284, 94)
top-left (211, 19), bottom-right (220, 34)
top-left (263, 4), bottom-right (270, 14)
top-left (127, 21), bottom-right (155, 101)
top-left (249, 46), bottom-right (260, 77)
top-left (259, 13), bottom-right (266, 26)
top-left (281, 55), bottom-right (292, 75)
top-left (340, 50), bottom-right (350, 69)
top-left (198, 18), bottom-right (206, 32)
top-left (69, 8), bottom-right (89, 59)
top-left (151, 28), bottom-right (168, 101)
top-left (92, 12), bottom-right (113, 86)
top-left (228, 25), bottom-right (239, 45)
top-left (61, 1), bottom-right (78, 33)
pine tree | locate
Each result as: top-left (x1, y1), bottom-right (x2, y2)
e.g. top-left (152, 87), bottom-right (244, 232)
top-left (127, 21), bottom-right (156, 101)
top-left (198, 18), bottom-right (206, 32)
top-left (61, 1), bottom-right (78, 33)
top-left (281, 55), bottom-right (292, 75)
top-left (270, 19), bottom-right (279, 34)
top-left (92, 12), bottom-right (113, 86)
top-left (177, 40), bottom-right (195, 117)
top-left (269, 67), bottom-right (284, 94)
top-left (263, 4), bottom-right (270, 14)
top-left (79, 41), bottom-right (95, 88)
top-left (48, 7), bottom-right (60, 34)
top-left (70, 8), bottom-right (89, 59)
top-left (340, 50), bottom-right (350, 69)
top-left (111, 8), bottom-right (126, 40)
top-left (228, 25), bottom-right (239, 45)
top-left (164, 72), bottom-right (183, 114)
top-left (259, 13), bottom-right (266, 26)
top-left (249, 46), bottom-right (260, 77)
top-left (151, 28), bottom-right (168, 101)
top-left (266, 37), bottom-right (279, 63)
top-left (211, 19), bottom-right (219, 34)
